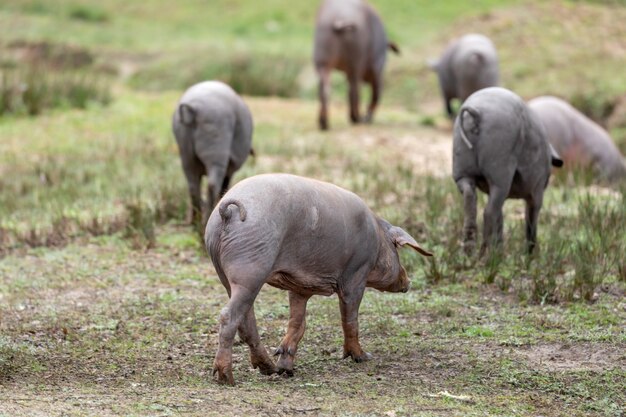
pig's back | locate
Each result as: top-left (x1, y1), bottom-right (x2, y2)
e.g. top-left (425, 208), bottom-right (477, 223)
top-left (207, 174), bottom-right (378, 275)
top-left (530, 96), bottom-right (625, 176)
top-left (529, 97), bottom-right (574, 147)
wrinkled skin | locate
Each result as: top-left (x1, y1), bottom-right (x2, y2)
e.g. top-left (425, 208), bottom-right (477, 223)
top-left (172, 81), bottom-right (253, 233)
top-left (429, 34), bottom-right (499, 118)
top-left (205, 174), bottom-right (432, 385)
top-left (453, 87), bottom-right (562, 255)
top-left (313, 0), bottom-right (399, 130)
top-left (528, 96), bottom-right (626, 183)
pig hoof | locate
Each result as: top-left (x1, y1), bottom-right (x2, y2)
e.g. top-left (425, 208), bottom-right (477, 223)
top-left (213, 364), bottom-right (235, 386)
top-left (278, 363), bottom-right (293, 378)
top-left (277, 357), bottom-right (295, 375)
top-left (252, 360), bottom-right (278, 376)
top-left (274, 346), bottom-right (295, 357)
top-left (344, 350), bottom-right (373, 363)
top-left (354, 352), bottom-right (373, 363)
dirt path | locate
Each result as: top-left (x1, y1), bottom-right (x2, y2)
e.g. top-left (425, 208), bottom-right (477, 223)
top-left (246, 96), bottom-right (454, 177)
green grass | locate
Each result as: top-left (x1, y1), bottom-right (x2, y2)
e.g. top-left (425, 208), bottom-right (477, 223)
top-left (1, 0), bottom-right (625, 416)
top-left (1, 232), bottom-right (624, 415)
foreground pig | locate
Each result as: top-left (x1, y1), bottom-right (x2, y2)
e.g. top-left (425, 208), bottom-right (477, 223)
top-left (429, 34), bottom-right (499, 118)
top-left (172, 81), bottom-right (253, 231)
top-left (528, 96), bottom-right (626, 183)
top-left (314, 0), bottom-right (399, 130)
top-left (206, 173), bottom-right (432, 385)
top-left (453, 87), bottom-right (563, 255)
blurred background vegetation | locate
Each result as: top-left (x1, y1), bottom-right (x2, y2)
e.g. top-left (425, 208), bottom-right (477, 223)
top-left (1, 0), bottom-right (625, 303)
top-left (2, 0), bottom-right (626, 126)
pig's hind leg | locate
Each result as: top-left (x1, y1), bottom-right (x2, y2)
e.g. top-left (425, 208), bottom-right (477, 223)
top-left (317, 67), bottom-right (331, 130)
top-left (213, 275), bottom-right (265, 385)
top-left (481, 181), bottom-right (510, 256)
top-left (457, 177), bottom-right (478, 255)
top-left (238, 305), bottom-right (278, 376)
top-left (275, 291), bottom-right (311, 376)
top-left (524, 191), bottom-right (544, 254)
top-left (347, 73), bottom-right (362, 124)
top-left (181, 156), bottom-right (203, 230)
top-left (364, 70), bottom-right (381, 123)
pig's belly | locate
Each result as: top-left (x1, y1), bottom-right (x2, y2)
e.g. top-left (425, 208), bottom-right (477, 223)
top-left (266, 271), bottom-right (338, 296)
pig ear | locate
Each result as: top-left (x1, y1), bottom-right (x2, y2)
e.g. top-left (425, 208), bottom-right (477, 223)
top-left (179, 103), bottom-right (196, 126)
top-left (549, 144), bottom-right (563, 168)
top-left (389, 226), bottom-right (433, 257)
top-left (387, 42), bottom-right (400, 54)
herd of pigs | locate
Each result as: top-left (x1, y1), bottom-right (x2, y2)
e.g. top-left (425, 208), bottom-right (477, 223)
top-left (171, 0), bottom-right (626, 385)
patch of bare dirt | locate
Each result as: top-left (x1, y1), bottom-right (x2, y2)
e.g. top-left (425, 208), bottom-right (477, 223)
top-left (513, 342), bottom-right (626, 372)
top-left (246, 96), bottom-right (454, 177)
top-left (347, 127), bottom-right (452, 177)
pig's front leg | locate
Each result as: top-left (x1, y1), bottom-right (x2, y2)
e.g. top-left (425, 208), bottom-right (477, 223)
top-left (338, 282), bottom-right (371, 362)
top-left (275, 291), bottom-right (311, 376)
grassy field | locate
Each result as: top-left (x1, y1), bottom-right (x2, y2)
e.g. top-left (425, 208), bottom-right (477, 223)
top-left (1, 0), bottom-right (626, 416)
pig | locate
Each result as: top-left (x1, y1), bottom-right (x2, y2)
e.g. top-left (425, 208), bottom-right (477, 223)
top-left (205, 173), bottom-right (432, 385)
top-left (453, 87), bottom-right (563, 255)
top-left (314, 0), bottom-right (400, 130)
top-left (528, 96), bottom-right (626, 183)
top-left (429, 34), bottom-right (499, 118)
top-left (172, 81), bottom-right (253, 232)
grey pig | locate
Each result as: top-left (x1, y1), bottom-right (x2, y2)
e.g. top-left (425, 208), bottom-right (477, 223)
top-left (453, 87), bottom-right (563, 255)
top-left (429, 34), bottom-right (499, 118)
top-left (528, 96), bottom-right (626, 183)
top-left (172, 81), bottom-right (253, 230)
top-left (205, 173), bottom-right (432, 385)
top-left (314, 0), bottom-right (399, 130)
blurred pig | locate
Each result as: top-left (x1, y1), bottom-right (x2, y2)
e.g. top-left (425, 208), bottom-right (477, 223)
top-left (528, 96), bottom-right (626, 183)
top-left (172, 81), bottom-right (253, 232)
top-left (429, 34), bottom-right (499, 118)
top-left (314, 0), bottom-right (399, 130)
top-left (453, 87), bottom-right (562, 255)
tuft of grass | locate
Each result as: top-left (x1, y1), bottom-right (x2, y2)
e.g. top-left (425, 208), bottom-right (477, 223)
top-left (0, 66), bottom-right (111, 117)
top-left (68, 5), bottom-right (110, 23)
top-left (124, 199), bottom-right (156, 250)
top-left (570, 88), bottom-right (619, 128)
top-left (131, 47), bottom-right (305, 98)
top-left (464, 325), bottom-right (495, 338)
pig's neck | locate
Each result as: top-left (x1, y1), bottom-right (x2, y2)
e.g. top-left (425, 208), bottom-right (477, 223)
top-left (367, 222), bottom-right (399, 288)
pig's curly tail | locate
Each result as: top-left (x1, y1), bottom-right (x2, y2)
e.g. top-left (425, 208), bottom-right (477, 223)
top-left (219, 199), bottom-right (247, 222)
top-left (458, 107), bottom-right (481, 150)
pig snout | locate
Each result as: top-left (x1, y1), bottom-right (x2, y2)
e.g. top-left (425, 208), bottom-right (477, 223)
top-left (391, 267), bottom-right (411, 293)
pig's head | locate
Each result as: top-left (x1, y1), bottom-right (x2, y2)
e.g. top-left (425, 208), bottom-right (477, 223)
top-left (368, 219), bottom-right (433, 293)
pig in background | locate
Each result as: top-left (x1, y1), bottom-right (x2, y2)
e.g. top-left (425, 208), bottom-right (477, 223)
top-left (528, 96), bottom-right (626, 184)
top-left (172, 81), bottom-right (253, 234)
top-left (314, 0), bottom-right (399, 130)
top-left (429, 34), bottom-right (499, 118)
top-left (453, 87), bottom-right (563, 256)
top-left (205, 173), bottom-right (432, 385)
